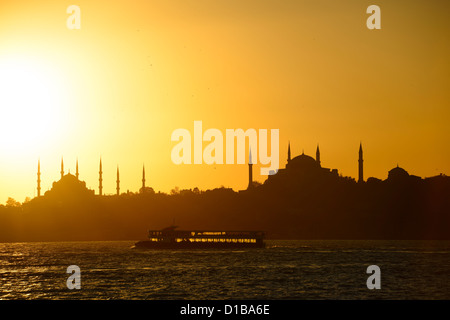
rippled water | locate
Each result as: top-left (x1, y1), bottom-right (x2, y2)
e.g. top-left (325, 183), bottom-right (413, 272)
top-left (0, 240), bottom-right (449, 299)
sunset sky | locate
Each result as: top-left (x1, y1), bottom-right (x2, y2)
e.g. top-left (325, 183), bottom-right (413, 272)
top-left (0, 0), bottom-right (449, 203)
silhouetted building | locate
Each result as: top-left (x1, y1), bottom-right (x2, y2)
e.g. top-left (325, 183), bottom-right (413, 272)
top-left (44, 173), bottom-right (95, 199)
top-left (247, 148), bottom-right (254, 190)
top-left (139, 164), bottom-right (156, 194)
top-left (37, 159), bottom-right (41, 197)
top-left (358, 143), bottom-right (364, 183)
top-left (287, 141), bottom-right (291, 163)
top-left (366, 176), bottom-right (382, 184)
top-left (36, 158), bottom-right (153, 198)
top-left (116, 166), bottom-right (120, 196)
top-left (265, 143), bottom-right (339, 186)
top-left (286, 151), bottom-right (321, 172)
top-left (386, 165), bottom-right (421, 183)
top-left (99, 158), bottom-right (103, 196)
top-left (388, 165), bottom-right (409, 180)
top-left (76, 158), bottom-right (79, 180)
top-left (142, 165), bottom-right (146, 191)
top-left (316, 144), bottom-right (321, 166)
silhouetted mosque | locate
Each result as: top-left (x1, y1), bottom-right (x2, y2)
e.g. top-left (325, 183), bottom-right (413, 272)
top-left (259, 142), bottom-right (339, 188)
top-left (246, 142), bottom-right (364, 189)
top-left (37, 157), bottom-right (149, 197)
top-left (245, 141), bottom-right (419, 188)
top-left (386, 164), bottom-right (421, 183)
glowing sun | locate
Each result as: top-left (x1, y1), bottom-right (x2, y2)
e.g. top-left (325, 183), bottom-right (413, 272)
top-left (0, 56), bottom-right (68, 154)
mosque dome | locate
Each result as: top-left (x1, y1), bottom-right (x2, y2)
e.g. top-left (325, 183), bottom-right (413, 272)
top-left (287, 153), bottom-right (320, 170)
top-left (45, 173), bottom-right (94, 198)
top-left (387, 165), bottom-right (409, 180)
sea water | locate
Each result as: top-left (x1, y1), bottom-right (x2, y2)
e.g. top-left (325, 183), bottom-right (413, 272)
top-left (0, 240), bottom-right (449, 299)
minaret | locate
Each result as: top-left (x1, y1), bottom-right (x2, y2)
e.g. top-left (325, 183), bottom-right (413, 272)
top-left (99, 158), bottom-right (103, 196)
top-left (358, 142), bottom-right (364, 183)
top-left (116, 166), bottom-right (120, 196)
top-left (316, 144), bottom-right (321, 166)
top-left (37, 159), bottom-right (41, 197)
top-left (60, 157), bottom-right (64, 179)
top-left (287, 141), bottom-right (291, 163)
top-left (75, 158), bottom-right (79, 180)
top-left (142, 165), bottom-right (146, 190)
top-left (247, 148), bottom-right (253, 190)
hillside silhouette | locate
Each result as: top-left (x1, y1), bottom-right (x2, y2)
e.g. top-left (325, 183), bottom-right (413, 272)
top-left (0, 150), bottom-right (449, 242)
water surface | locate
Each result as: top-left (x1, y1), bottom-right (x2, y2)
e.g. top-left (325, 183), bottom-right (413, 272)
top-left (0, 240), bottom-right (449, 299)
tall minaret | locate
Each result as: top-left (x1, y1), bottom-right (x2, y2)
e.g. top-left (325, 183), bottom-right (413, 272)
top-left (247, 148), bottom-right (253, 190)
top-left (116, 166), bottom-right (120, 196)
top-left (37, 159), bottom-right (41, 197)
top-left (75, 158), bottom-right (79, 180)
top-left (287, 141), bottom-right (291, 163)
top-left (358, 142), bottom-right (364, 183)
top-left (142, 165), bottom-right (146, 190)
top-left (60, 157), bottom-right (64, 179)
top-left (99, 158), bottom-right (103, 196)
top-left (316, 144), bottom-right (321, 166)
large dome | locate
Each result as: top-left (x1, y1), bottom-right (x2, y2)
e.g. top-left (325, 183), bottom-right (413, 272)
top-left (45, 173), bottom-right (94, 198)
top-left (287, 153), bottom-right (320, 170)
top-left (388, 166), bottom-right (409, 180)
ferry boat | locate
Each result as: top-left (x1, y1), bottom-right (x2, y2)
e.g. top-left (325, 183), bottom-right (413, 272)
top-left (134, 226), bottom-right (265, 249)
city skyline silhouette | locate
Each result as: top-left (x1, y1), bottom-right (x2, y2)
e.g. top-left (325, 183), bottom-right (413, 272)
top-left (1, 141), bottom-right (448, 242)
top-left (7, 141), bottom-right (444, 202)
top-left (0, 1), bottom-right (449, 242)
top-left (0, 140), bottom-right (441, 205)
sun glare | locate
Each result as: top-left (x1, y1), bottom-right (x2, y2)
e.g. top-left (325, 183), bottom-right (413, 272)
top-left (0, 57), bottom-right (68, 155)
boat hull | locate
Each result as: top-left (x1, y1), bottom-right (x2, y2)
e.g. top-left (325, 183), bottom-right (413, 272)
top-left (134, 240), bottom-right (265, 249)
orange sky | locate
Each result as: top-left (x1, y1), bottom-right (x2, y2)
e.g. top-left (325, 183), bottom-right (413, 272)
top-left (0, 0), bottom-right (449, 203)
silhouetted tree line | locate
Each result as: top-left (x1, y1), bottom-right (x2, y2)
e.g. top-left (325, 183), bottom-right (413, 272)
top-left (0, 172), bottom-right (449, 242)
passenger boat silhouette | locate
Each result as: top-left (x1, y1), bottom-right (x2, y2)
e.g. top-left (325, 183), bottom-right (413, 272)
top-left (134, 225), bottom-right (265, 249)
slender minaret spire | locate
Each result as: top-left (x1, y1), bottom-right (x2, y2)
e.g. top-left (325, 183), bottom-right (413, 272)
top-left (358, 142), bottom-right (364, 183)
top-left (247, 148), bottom-right (253, 190)
top-left (142, 164), bottom-right (146, 190)
top-left (99, 157), bottom-right (103, 196)
top-left (116, 166), bottom-right (120, 196)
top-left (316, 144), bottom-right (321, 166)
top-left (75, 158), bottom-right (79, 180)
top-left (37, 159), bottom-right (41, 197)
top-left (287, 141), bottom-right (291, 163)
top-left (60, 157), bottom-right (64, 179)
